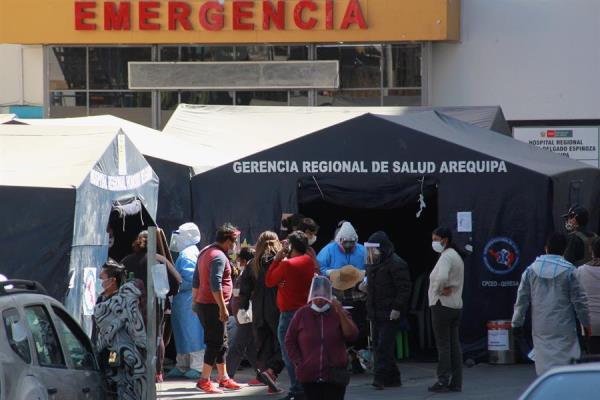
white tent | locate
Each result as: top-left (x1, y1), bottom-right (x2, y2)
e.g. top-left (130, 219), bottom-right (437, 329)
top-left (13, 115), bottom-right (216, 236)
top-left (162, 104), bottom-right (510, 173)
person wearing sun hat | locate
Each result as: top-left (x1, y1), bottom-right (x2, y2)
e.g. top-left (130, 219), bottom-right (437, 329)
top-left (329, 264), bottom-right (369, 374)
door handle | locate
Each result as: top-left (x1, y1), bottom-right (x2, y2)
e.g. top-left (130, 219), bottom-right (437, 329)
top-left (82, 387), bottom-right (91, 393)
top-left (47, 387), bottom-right (58, 395)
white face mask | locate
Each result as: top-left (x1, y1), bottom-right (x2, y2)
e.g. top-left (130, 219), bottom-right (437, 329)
top-left (432, 241), bottom-right (445, 253)
top-left (310, 302), bottom-right (331, 313)
top-left (308, 236), bottom-right (317, 246)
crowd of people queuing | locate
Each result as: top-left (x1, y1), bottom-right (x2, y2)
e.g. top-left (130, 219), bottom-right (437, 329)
top-left (90, 203), bottom-right (600, 399)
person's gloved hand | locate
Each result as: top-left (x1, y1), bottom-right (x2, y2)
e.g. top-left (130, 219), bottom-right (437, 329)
top-left (237, 309), bottom-right (252, 324)
top-left (358, 277), bottom-right (368, 293)
top-left (512, 326), bottom-right (523, 337)
top-left (390, 310), bottom-right (401, 321)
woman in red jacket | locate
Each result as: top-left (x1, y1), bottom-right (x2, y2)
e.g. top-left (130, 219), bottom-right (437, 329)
top-left (285, 276), bottom-right (358, 400)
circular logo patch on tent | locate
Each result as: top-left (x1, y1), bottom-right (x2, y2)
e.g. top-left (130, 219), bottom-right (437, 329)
top-left (483, 237), bottom-right (520, 275)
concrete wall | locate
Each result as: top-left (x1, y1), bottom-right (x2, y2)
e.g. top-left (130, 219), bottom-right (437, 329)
top-left (431, 0), bottom-right (600, 121)
top-left (0, 44), bottom-right (44, 106)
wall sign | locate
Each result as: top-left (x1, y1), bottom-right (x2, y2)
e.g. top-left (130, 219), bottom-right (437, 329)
top-left (0, 0), bottom-right (460, 44)
top-left (513, 127), bottom-right (599, 168)
top-left (232, 159), bottom-right (509, 174)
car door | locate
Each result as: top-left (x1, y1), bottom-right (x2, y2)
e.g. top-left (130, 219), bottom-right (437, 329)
top-left (1, 305), bottom-right (46, 400)
top-left (23, 304), bottom-right (75, 400)
top-left (50, 305), bottom-right (105, 400)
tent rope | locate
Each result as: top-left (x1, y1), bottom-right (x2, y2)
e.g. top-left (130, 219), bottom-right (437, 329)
top-left (312, 175), bottom-right (325, 200)
top-left (416, 176), bottom-right (427, 218)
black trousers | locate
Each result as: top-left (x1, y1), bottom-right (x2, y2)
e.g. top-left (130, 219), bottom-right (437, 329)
top-left (372, 320), bottom-right (401, 384)
top-left (431, 303), bottom-right (462, 388)
top-left (588, 336), bottom-right (600, 354)
top-left (254, 320), bottom-right (285, 375)
top-left (302, 382), bottom-right (346, 400)
top-left (196, 304), bottom-right (228, 365)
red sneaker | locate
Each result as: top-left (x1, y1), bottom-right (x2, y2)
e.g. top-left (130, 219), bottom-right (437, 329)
top-left (195, 378), bottom-right (224, 394)
top-left (259, 370), bottom-right (282, 393)
top-left (268, 387), bottom-right (284, 394)
top-left (219, 377), bottom-right (244, 390)
top-left (248, 378), bottom-right (265, 386)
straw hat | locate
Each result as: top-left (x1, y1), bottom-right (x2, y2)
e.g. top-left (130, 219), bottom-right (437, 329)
top-left (329, 265), bottom-right (365, 291)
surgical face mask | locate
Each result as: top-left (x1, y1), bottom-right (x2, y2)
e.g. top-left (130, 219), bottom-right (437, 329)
top-left (432, 241), bottom-right (445, 253)
top-left (565, 222), bottom-right (575, 232)
top-left (310, 302), bottom-right (331, 313)
top-left (308, 235), bottom-right (317, 246)
top-left (96, 279), bottom-right (106, 296)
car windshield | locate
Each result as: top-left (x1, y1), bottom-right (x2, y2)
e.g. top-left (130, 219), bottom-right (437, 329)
top-left (525, 371), bottom-right (600, 399)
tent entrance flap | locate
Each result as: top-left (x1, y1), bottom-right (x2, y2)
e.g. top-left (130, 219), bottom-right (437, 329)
top-left (298, 181), bottom-right (439, 355)
top-left (108, 196), bottom-right (156, 263)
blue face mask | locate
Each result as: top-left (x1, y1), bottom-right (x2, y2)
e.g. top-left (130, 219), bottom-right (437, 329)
top-left (96, 279), bottom-right (105, 296)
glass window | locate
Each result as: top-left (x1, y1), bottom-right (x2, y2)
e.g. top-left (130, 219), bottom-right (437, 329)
top-left (89, 92), bottom-right (152, 126)
top-left (182, 46), bottom-right (235, 61)
top-left (25, 306), bottom-right (65, 368)
top-left (159, 46), bottom-right (179, 62)
top-left (52, 307), bottom-right (97, 371)
top-left (181, 91), bottom-right (234, 105)
top-left (49, 47), bottom-right (86, 90)
top-left (383, 89), bottom-right (422, 106)
top-left (317, 45), bottom-right (382, 89)
top-left (49, 91), bottom-right (87, 118)
top-left (384, 45), bottom-right (422, 88)
top-left (235, 91), bottom-right (288, 106)
top-left (3, 308), bottom-right (31, 364)
top-left (317, 90), bottom-right (382, 106)
top-left (290, 91), bottom-right (309, 106)
top-left (89, 47), bottom-right (152, 90)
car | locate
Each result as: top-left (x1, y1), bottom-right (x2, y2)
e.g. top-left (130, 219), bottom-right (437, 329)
top-left (518, 361), bottom-right (600, 400)
top-left (0, 280), bottom-right (107, 400)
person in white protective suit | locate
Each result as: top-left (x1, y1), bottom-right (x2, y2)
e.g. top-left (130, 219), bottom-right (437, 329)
top-left (512, 232), bottom-right (592, 375)
top-left (167, 223), bottom-right (206, 379)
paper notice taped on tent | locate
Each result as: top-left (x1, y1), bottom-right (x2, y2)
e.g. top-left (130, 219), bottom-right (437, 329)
top-left (457, 212), bottom-right (473, 232)
top-left (83, 268), bottom-right (96, 316)
top-left (90, 166), bottom-right (153, 191)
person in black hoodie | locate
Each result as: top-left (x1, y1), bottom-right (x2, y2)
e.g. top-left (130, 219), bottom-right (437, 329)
top-left (238, 231), bottom-right (285, 394)
top-left (365, 231), bottom-right (411, 390)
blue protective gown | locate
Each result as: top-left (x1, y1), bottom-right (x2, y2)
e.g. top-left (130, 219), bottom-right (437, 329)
top-left (171, 245), bottom-right (205, 354)
top-left (317, 242), bottom-right (366, 276)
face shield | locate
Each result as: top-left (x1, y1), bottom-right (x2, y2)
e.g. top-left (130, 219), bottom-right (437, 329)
top-left (307, 276), bottom-right (333, 304)
top-left (365, 242), bottom-right (381, 265)
top-left (169, 230), bottom-right (181, 252)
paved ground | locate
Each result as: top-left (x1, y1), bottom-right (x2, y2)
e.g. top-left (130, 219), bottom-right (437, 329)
top-left (157, 362), bottom-right (536, 400)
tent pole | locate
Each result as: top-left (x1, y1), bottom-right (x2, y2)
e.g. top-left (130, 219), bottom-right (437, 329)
top-left (147, 226), bottom-right (157, 400)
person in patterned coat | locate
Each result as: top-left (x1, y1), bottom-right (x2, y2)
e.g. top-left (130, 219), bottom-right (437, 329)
top-left (95, 260), bottom-right (147, 400)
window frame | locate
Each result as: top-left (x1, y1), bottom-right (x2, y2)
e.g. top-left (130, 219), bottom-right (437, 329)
top-left (2, 307), bottom-right (32, 364)
top-left (23, 304), bottom-right (67, 369)
top-left (50, 305), bottom-right (99, 372)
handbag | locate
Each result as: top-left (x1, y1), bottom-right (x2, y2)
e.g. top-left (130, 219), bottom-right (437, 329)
top-left (328, 366), bottom-right (351, 386)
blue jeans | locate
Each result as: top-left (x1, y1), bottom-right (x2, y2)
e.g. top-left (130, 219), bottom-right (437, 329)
top-left (278, 310), bottom-right (303, 395)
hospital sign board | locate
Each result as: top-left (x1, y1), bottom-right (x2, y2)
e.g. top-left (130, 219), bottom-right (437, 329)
top-left (513, 127), bottom-right (600, 168)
